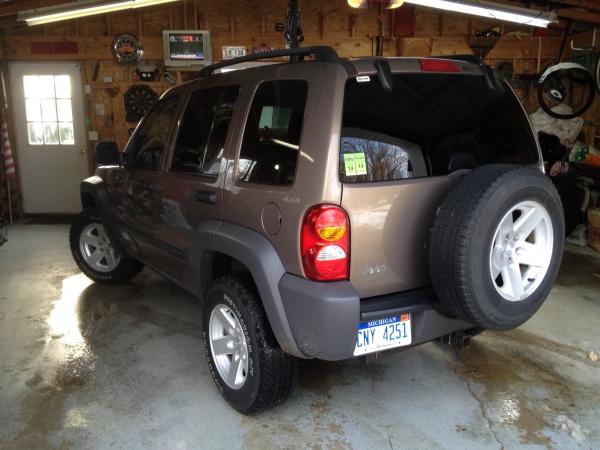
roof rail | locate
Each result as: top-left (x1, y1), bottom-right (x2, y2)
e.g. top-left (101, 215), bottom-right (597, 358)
top-left (196, 46), bottom-right (339, 78)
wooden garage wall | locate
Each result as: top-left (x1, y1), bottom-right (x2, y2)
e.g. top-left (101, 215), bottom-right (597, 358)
top-left (0, 0), bottom-right (596, 217)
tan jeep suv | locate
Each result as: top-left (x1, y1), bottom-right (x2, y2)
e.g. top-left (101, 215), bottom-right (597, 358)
top-left (70, 46), bottom-right (565, 413)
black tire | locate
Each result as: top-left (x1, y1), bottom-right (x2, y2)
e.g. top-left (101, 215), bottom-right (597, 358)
top-left (430, 164), bottom-right (564, 330)
top-left (69, 208), bottom-right (144, 284)
top-left (202, 276), bottom-right (298, 414)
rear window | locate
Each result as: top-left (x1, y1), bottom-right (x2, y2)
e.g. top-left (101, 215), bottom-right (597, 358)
top-left (340, 73), bottom-right (539, 183)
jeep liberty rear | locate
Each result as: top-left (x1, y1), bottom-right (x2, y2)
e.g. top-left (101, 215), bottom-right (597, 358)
top-left (71, 47), bottom-right (564, 413)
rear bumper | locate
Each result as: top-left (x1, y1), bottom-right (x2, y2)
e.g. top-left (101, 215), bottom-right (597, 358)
top-left (278, 273), bottom-right (471, 360)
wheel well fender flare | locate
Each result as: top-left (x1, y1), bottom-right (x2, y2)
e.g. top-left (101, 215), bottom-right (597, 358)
top-left (80, 176), bottom-right (125, 254)
top-left (199, 221), bottom-right (305, 358)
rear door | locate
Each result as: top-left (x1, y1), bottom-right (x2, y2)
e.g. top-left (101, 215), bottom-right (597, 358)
top-left (156, 84), bottom-right (239, 288)
top-left (111, 92), bottom-right (180, 260)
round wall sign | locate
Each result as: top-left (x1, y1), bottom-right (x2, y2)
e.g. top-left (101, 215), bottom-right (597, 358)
top-left (111, 34), bottom-right (143, 65)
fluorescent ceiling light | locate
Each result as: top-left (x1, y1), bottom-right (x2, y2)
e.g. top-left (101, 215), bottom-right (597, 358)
top-left (19, 0), bottom-right (180, 26)
top-left (404, 0), bottom-right (556, 27)
top-left (386, 0), bottom-right (406, 9)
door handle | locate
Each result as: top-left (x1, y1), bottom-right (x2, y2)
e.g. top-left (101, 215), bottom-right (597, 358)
top-left (194, 190), bottom-right (217, 204)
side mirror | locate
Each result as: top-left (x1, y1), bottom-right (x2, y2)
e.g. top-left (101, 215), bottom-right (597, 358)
top-left (95, 142), bottom-right (120, 165)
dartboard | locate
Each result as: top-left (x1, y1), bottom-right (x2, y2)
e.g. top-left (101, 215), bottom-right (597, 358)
top-left (124, 84), bottom-right (158, 122)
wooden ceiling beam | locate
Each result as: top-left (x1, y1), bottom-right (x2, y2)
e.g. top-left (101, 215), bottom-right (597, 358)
top-left (0, 0), bottom-right (78, 18)
top-left (550, 0), bottom-right (600, 11)
top-left (556, 7), bottom-right (600, 23)
top-left (0, 14), bottom-right (17, 28)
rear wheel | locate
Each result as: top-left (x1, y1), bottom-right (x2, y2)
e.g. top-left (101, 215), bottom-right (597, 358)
top-left (430, 165), bottom-right (564, 330)
top-left (202, 276), bottom-right (298, 414)
top-left (70, 208), bottom-right (144, 284)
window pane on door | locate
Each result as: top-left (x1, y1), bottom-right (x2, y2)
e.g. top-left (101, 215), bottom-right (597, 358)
top-left (57, 99), bottom-right (72, 121)
top-left (23, 76), bottom-right (41, 99)
top-left (237, 80), bottom-right (308, 186)
top-left (59, 122), bottom-right (74, 145)
top-left (129, 94), bottom-right (179, 169)
top-left (25, 99), bottom-right (42, 121)
top-left (172, 85), bottom-right (239, 175)
top-left (43, 123), bottom-right (59, 144)
top-left (54, 75), bottom-right (71, 98)
top-left (40, 99), bottom-right (57, 121)
top-left (27, 122), bottom-right (44, 145)
top-left (23, 74), bottom-right (74, 146)
top-left (38, 76), bottom-right (55, 98)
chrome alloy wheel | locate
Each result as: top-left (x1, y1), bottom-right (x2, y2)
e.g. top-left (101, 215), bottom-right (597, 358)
top-left (490, 200), bottom-right (554, 302)
top-left (79, 223), bottom-right (121, 273)
top-left (209, 304), bottom-right (249, 390)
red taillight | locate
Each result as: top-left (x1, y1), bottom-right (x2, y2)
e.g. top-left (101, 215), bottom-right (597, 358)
top-left (301, 205), bottom-right (350, 281)
top-left (420, 59), bottom-right (460, 73)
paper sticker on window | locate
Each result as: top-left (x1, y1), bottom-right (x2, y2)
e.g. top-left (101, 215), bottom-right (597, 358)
top-left (354, 152), bottom-right (367, 175)
top-left (344, 153), bottom-right (367, 176)
top-left (344, 153), bottom-right (357, 176)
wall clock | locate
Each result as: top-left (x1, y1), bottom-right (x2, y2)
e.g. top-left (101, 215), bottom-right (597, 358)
top-left (111, 34), bottom-right (143, 65)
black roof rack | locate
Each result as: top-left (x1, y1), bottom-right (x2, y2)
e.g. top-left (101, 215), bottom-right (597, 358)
top-left (196, 46), bottom-right (339, 78)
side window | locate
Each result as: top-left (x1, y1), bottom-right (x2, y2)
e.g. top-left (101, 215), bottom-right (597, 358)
top-left (237, 80), bottom-right (308, 186)
top-left (172, 85), bottom-right (239, 175)
top-left (129, 95), bottom-right (179, 169)
top-left (339, 129), bottom-right (427, 183)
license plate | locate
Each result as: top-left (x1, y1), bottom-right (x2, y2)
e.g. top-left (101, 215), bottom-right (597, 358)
top-left (353, 314), bottom-right (412, 356)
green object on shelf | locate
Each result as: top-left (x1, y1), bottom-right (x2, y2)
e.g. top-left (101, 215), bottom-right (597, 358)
top-left (570, 146), bottom-right (589, 162)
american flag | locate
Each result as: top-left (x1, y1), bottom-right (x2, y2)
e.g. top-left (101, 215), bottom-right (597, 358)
top-left (1, 119), bottom-right (15, 180)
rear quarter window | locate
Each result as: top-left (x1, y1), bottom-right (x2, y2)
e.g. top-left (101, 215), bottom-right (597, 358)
top-left (238, 80), bottom-right (308, 186)
top-left (340, 128), bottom-right (427, 183)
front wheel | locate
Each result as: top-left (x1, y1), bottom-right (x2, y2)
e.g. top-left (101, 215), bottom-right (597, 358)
top-left (202, 276), bottom-right (298, 414)
top-left (69, 208), bottom-right (144, 284)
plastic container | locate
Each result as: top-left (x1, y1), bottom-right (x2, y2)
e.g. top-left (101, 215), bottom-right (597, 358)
top-left (588, 208), bottom-right (600, 252)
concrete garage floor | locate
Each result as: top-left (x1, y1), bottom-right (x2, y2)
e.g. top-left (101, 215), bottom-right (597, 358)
top-left (1, 224), bottom-right (599, 450)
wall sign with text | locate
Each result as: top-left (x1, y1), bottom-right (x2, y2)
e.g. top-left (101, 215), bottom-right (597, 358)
top-left (30, 41), bottom-right (79, 55)
top-left (222, 46), bottom-right (246, 60)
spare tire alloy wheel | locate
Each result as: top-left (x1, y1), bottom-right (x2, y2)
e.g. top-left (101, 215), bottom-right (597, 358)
top-left (489, 201), bottom-right (553, 302)
top-left (430, 165), bottom-right (565, 330)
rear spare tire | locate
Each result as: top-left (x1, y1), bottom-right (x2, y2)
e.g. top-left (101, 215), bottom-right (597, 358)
top-left (430, 164), bottom-right (564, 330)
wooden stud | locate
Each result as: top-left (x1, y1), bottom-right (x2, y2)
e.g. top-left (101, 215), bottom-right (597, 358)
top-left (193, 0), bottom-right (198, 29)
top-left (440, 13), bottom-right (445, 37)
top-left (183, 0), bottom-right (188, 30)
top-left (319, 12), bottom-right (324, 40)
